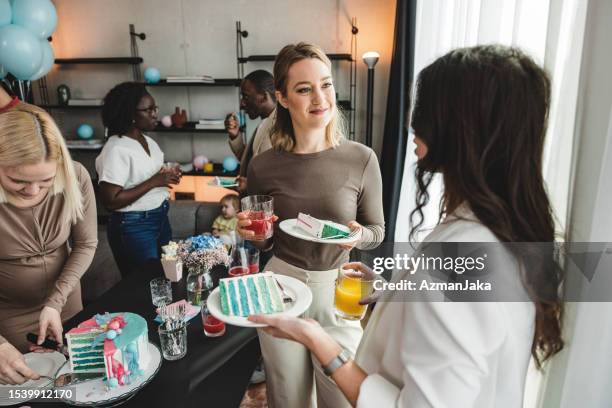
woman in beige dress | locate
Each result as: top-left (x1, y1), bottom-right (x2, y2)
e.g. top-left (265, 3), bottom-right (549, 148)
top-left (0, 107), bottom-right (98, 385)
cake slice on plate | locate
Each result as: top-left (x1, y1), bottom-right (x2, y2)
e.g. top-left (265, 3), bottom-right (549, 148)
top-left (219, 272), bottom-right (286, 317)
top-left (295, 212), bottom-right (351, 239)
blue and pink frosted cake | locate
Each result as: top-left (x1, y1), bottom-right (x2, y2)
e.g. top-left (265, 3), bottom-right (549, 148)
top-left (65, 312), bottom-right (149, 388)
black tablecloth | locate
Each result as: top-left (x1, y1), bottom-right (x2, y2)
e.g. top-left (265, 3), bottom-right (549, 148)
top-left (27, 261), bottom-right (260, 408)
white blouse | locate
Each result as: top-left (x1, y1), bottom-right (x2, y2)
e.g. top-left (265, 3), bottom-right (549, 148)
top-left (355, 208), bottom-right (535, 407)
top-left (95, 135), bottom-right (168, 212)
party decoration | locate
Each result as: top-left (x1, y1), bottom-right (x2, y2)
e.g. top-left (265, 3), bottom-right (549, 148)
top-left (0, 0), bottom-right (11, 27)
top-left (160, 115), bottom-right (172, 128)
top-left (29, 39), bottom-right (53, 80)
top-left (11, 0), bottom-right (57, 39)
top-left (171, 106), bottom-right (187, 128)
top-left (192, 155), bottom-right (208, 170)
top-left (222, 156), bottom-right (239, 172)
top-left (144, 67), bottom-right (160, 84)
top-left (77, 124), bottom-right (94, 140)
top-left (57, 84), bottom-right (70, 105)
top-left (0, 24), bottom-right (43, 80)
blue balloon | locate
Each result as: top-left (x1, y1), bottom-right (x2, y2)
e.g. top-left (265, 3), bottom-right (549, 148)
top-left (11, 0), bottom-right (57, 39)
top-left (29, 39), bottom-right (53, 80)
top-left (144, 67), bottom-right (160, 84)
top-left (0, 24), bottom-right (42, 80)
top-left (77, 124), bottom-right (94, 140)
top-left (222, 156), bottom-right (239, 172)
top-left (0, 0), bottom-right (11, 27)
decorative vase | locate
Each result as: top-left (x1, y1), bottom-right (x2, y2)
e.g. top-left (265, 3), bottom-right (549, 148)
top-left (186, 266), bottom-right (213, 306)
top-left (171, 106), bottom-right (187, 128)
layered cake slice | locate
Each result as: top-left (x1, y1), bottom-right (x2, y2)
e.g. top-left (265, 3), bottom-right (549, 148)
top-left (66, 312), bottom-right (150, 388)
top-left (296, 212), bottom-right (351, 239)
top-left (219, 272), bottom-right (286, 317)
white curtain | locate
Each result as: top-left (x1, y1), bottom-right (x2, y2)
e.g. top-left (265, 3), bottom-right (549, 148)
top-left (395, 0), bottom-right (586, 240)
top-left (393, 1), bottom-right (589, 407)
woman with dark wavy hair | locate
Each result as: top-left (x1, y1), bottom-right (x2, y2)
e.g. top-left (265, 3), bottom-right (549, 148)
top-left (250, 44), bottom-right (564, 407)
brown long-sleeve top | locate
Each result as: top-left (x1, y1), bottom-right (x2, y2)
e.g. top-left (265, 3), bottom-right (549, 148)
top-left (0, 162), bottom-right (98, 352)
top-left (248, 140), bottom-right (385, 271)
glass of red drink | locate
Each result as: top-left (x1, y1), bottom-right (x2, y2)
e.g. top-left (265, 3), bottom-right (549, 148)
top-left (241, 195), bottom-right (274, 241)
top-left (201, 305), bottom-right (225, 337)
top-left (247, 247), bottom-right (260, 274)
top-left (228, 245), bottom-right (249, 277)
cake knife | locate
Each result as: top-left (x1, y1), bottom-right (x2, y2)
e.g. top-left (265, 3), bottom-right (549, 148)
top-left (26, 333), bottom-right (68, 356)
top-left (53, 372), bottom-right (106, 387)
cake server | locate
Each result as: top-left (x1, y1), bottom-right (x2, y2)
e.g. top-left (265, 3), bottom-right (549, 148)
top-left (53, 372), bottom-right (106, 387)
top-left (26, 333), bottom-right (68, 356)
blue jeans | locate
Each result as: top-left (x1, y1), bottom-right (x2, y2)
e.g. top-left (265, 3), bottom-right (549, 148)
top-left (107, 200), bottom-right (171, 277)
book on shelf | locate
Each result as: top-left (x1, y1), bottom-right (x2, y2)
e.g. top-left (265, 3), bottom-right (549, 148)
top-left (67, 98), bottom-right (104, 106)
top-left (166, 75), bottom-right (214, 83)
top-left (65, 139), bottom-right (104, 149)
top-left (194, 123), bottom-right (225, 130)
top-left (197, 119), bottom-right (224, 125)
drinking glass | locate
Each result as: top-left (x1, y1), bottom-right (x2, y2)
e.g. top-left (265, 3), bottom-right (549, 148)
top-left (150, 277), bottom-right (172, 307)
top-left (247, 247), bottom-right (260, 274)
top-left (201, 305), bottom-right (225, 338)
top-left (241, 195), bottom-right (274, 241)
top-left (334, 268), bottom-right (374, 320)
top-left (228, 245), bottom-right (249, 277)
top-left (158, 321), bottom-right (187, 360)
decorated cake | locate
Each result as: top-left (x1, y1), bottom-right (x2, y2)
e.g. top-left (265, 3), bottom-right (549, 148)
top-left (296, 212), bottom-right (351, 239)
top-left (219, 272), bottom-right (286, 317)
top-left (66, 312), bottom-right (149, 388)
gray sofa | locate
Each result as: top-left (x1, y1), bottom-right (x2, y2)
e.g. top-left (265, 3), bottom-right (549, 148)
top-left (80, 201), bottom-right (221, 305)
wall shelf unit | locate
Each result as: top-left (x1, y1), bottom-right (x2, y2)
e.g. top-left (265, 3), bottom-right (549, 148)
top-left (235, 19), bottom-right (358, 139)
top-left (40, 104), bottom-right (102, 110)
top-left (54, 57), bottom-right (143, 65)
top-left (238, 53), bottom-right (352, 63)
top-left (145, 79), bottom-right (241, 87)
top-left (153, 122), bottom-right (245, 134)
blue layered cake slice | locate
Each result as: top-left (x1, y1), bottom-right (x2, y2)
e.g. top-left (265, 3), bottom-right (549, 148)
top-left (296, 212), bottom-right (351, 239)
top-left (66, 312), bottom-right (149, 388)
top-left (219, 272), bottom-right (286, 317)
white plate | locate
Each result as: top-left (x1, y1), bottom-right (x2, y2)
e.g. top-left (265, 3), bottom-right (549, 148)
top-left (207, 273), bottom-right (313, 328)
top-left (0, 351), bottom-right (66, 406)
top-left (56, 342), bottom-right (162, 407)
top-left (207, 177), bottom-right (238, 187)
top-left (279, 218), bottom-right (362, 245)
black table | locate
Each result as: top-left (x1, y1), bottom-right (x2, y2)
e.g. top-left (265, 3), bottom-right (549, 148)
top-left (30, 261), bottom-right (260, 408)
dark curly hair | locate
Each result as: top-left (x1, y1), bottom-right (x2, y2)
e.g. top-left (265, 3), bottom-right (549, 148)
top-left (410, 45), bottom-right (564, 368)
top-left (101, 82), bottom-right (149, 137)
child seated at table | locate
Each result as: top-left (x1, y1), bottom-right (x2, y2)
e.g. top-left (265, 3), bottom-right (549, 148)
top-left (212, 194), bottom-right (240, 237)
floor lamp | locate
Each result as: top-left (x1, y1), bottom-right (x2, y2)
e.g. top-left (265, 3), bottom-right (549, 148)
top-left (362, 51), bottom-right (379, 148)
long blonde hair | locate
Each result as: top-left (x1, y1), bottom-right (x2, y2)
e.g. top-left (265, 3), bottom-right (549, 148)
top-left (0, 107), bottom-right (84, 224)
top-left (271, 42), bottom-right (346, 152)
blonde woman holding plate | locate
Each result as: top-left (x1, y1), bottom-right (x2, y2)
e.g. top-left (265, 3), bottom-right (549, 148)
top-left (237, 42), bottom-right (385, 408)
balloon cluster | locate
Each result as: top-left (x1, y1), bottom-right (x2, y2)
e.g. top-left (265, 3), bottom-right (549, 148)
top-left (0, 0), bottom-right (58, 80)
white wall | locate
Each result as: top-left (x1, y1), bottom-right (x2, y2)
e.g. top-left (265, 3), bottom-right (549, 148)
top-left (42, 0), bottom-right (396, 163)
top-left (539, 0), bottom-right (612, 406)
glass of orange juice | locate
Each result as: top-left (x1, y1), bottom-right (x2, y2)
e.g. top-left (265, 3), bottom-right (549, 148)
top-left (334, 268), bottom-right (374, 320)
